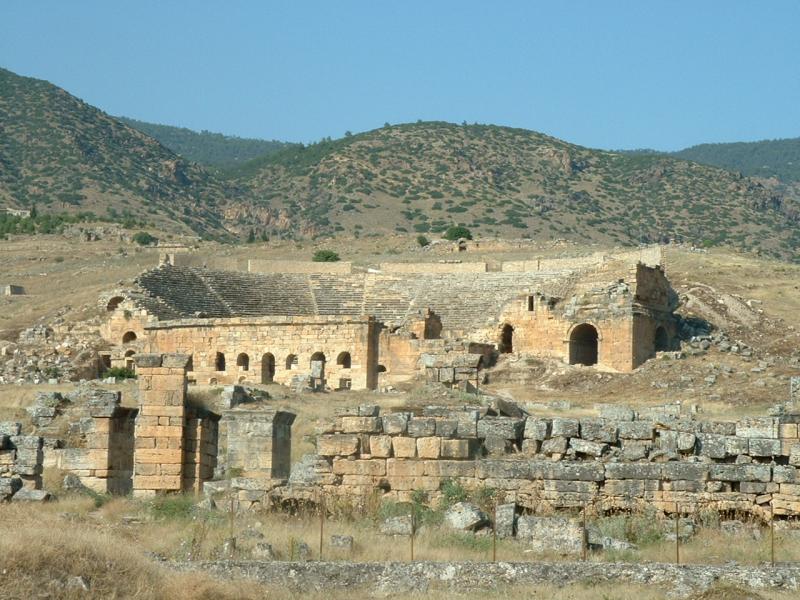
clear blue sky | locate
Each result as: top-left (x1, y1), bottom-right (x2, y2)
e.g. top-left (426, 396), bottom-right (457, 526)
top-left (2, 1), bottom-right (798, 150)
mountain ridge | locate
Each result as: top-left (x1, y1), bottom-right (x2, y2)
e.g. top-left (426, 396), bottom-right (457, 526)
top-left (0, 66), bottom-right (798, 260)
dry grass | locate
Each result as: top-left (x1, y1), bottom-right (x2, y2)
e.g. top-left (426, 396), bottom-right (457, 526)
top-left (2, 496), bottom-right (800, 599)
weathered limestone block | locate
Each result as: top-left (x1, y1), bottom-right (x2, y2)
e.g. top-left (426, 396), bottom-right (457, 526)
top-left (772, 466), bottom-right (796, 484)
top-left (725, 436), bottom-right (749, 456)
top-left (369, 435), bottom-right (393, 458)
top-left (542, 463), bottom-right (605, 482)
top-left (605, 463), bottom-right (663, 480)
top-left (0, 422), bottom-right (21, 437)
top-left (599, 406), bottom-right (635, 421)
top-left (0, 476), bottom-right (22, 499)
top-left (417, 437), bottom-right (441, 459)
top-left (456, 411), bottom-right (480, 438)
top-left (407, 418), bottom-right (436, 438)
top-left (440, 439), bottom-right (472, 459)
top-left (476, 459), bottom-right (535, 480)
top-left (748, 438), bottom-right (781, 457)
top-left (134, 354), bottom-right (163, 368)
top-left (620, 441), bottom-right (650, 461)
top-left (423, 460), bottom-right (475, 478)
top-left (444, 502), bottom-right (487, 531)
top-left (677, 433), bottom-right (697, 453)
top-left (358, 404), bottom-right (379, 417)
top-left (392, 437), bottom-right (417, 459)
top-left (380, 515), bottom-right (413, 536)
top-left (477, 417), bottom-right (525, 440)
top-left (789, 444), bottom-right (800, 467)
top-left (603, 479), bottom-right (660, 496)
top-left (382, 413), bottom-right (410, 435)
top-left (523, 418), bottom-right (550, 441)
top-left (435, 420), bottom-right (458, 438)
top-left (551, 418), bottom-right (579, 438)
top-left (736, 417), bottom-right (779, 439)
top-left (484, 436), bottom-right (511, 456)
top-left (701, 421), bottom-right (737, 436)
top-left (540, 437), bottom-right (568, 455)
top-left (780, 423), bottom-right (799, 439)
top-left (740, 482), bottom-right (767, 494)
top-left (697, 434), bottom-right (727, 459)
top-left (618, 421), bottom-right (653, 440)
top-left (543, 480), bottom-right (598, 494)
top-left (579, 419), bottom-right (618, 443)
top-left (668, 480), bottom-right (704, 493)
top-left (317, 434), bottom-right (360, 456)
top-left (341, 416), bottom-right (382, 434)
top-left (710, 464), bottom-right (771, 483)
top-left (662, 463), bottom-right (708, 481)
top-left (516, 516), bottom-right (583, 554)
top-left (569, 439), bottom-right (607, 457)
top-left (332, 458), bottom-right (386, 477)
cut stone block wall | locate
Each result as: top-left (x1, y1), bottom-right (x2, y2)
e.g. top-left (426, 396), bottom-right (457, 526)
top-left (248, 259), bottom-right (353, 274)
top-left (379, 262), bottom-right (488, 274)
top-left (308, 406), bottom-right (800, 516)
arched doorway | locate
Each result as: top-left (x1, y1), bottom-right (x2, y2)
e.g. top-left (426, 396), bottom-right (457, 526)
top-left (569, 323), bottom-right (599, 366)
top-left (236, 353), bottom-right (250, 371)
top-left (654, 326), bottom-right (669, 353)
top-left (261, 353), bottom-right (275, 384)
top-left (214, 352), bottom-right (226, 372)
top-left (124, 349), bottom-right (136, 372)
top-left (122, 331), bottom-right (137, 344)
top-left (285, 354), bottom-right (298, 370)
top-left (310, 352), bottom-right (326, 390)
top-left (498, 324), bottom-right (514, 353)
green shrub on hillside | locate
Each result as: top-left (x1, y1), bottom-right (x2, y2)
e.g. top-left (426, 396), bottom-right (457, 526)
top-left (132, 231), bottom-right (158, 246)
top-left (312, 249), bottom-right (340, 262)
top-left (443, 225), bottom-right (472, 241)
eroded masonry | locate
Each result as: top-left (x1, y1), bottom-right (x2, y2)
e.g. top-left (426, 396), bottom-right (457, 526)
top-left (99, 248), bottom-right (677, 390)
top-left (4, 353), bottom-right (800, 517)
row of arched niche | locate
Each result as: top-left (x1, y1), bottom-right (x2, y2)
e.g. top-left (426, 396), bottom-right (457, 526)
top-left (211, 351), bottom-right (352, 384)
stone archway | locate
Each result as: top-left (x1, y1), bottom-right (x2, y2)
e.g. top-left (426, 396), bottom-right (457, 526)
top-left (261, 353), bottom-right (275, 384)
top-left (569, 323), bottom-right (599, 366)
top-left (498, 324), bottom-right (514, 354)
top-left (654, 326), bottom-right (669, 353)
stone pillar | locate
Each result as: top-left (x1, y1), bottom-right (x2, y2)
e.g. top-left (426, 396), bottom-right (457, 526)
top-left (224, 410), bottom-right (296, 479)
top-left (132, 353), bottom-right (191, 497)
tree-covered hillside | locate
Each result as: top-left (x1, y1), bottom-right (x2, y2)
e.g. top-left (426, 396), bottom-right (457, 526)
top-left (118, 117), bottom-right (296, 168)
top-left (674, 138), bottom-right (800, 183)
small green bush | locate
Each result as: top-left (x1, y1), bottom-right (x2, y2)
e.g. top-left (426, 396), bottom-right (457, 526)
top-left (132, 231), bottom-right (158, 246)
top-left (312, 249), bottom-right (341, 262)
top-left (102, 367), bottom-right (137, 380)
top-left (440, 479), bottom-right (468, 508)
top-left (416, 234), bottom-right (430, 247)
top-left (443, 225), bottom-right (472, 241)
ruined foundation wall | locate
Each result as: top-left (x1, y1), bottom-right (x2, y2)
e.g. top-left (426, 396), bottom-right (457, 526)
top-left (145, 316), bottom-right (375, 390)
top-left (248, 260), bottom-right (353, 274)
top-left (312, 406), bottom-right (800, 516)
top-left (379, 262), bottom-right (487, 274)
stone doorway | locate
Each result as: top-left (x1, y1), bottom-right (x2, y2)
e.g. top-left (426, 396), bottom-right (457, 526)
top-left (569, 323), bottom-right (598, 366)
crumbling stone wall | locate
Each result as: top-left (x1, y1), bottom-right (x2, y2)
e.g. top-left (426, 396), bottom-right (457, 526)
top-left (379, 262), bottom-right (488, 274)
top-left (248, 260), bottom-right (353, 274)
top-left (309, 405), bottom-right (800, 516)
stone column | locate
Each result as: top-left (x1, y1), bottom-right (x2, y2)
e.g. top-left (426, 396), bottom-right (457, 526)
top-left (132, 353), bottom-right (191, 497)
